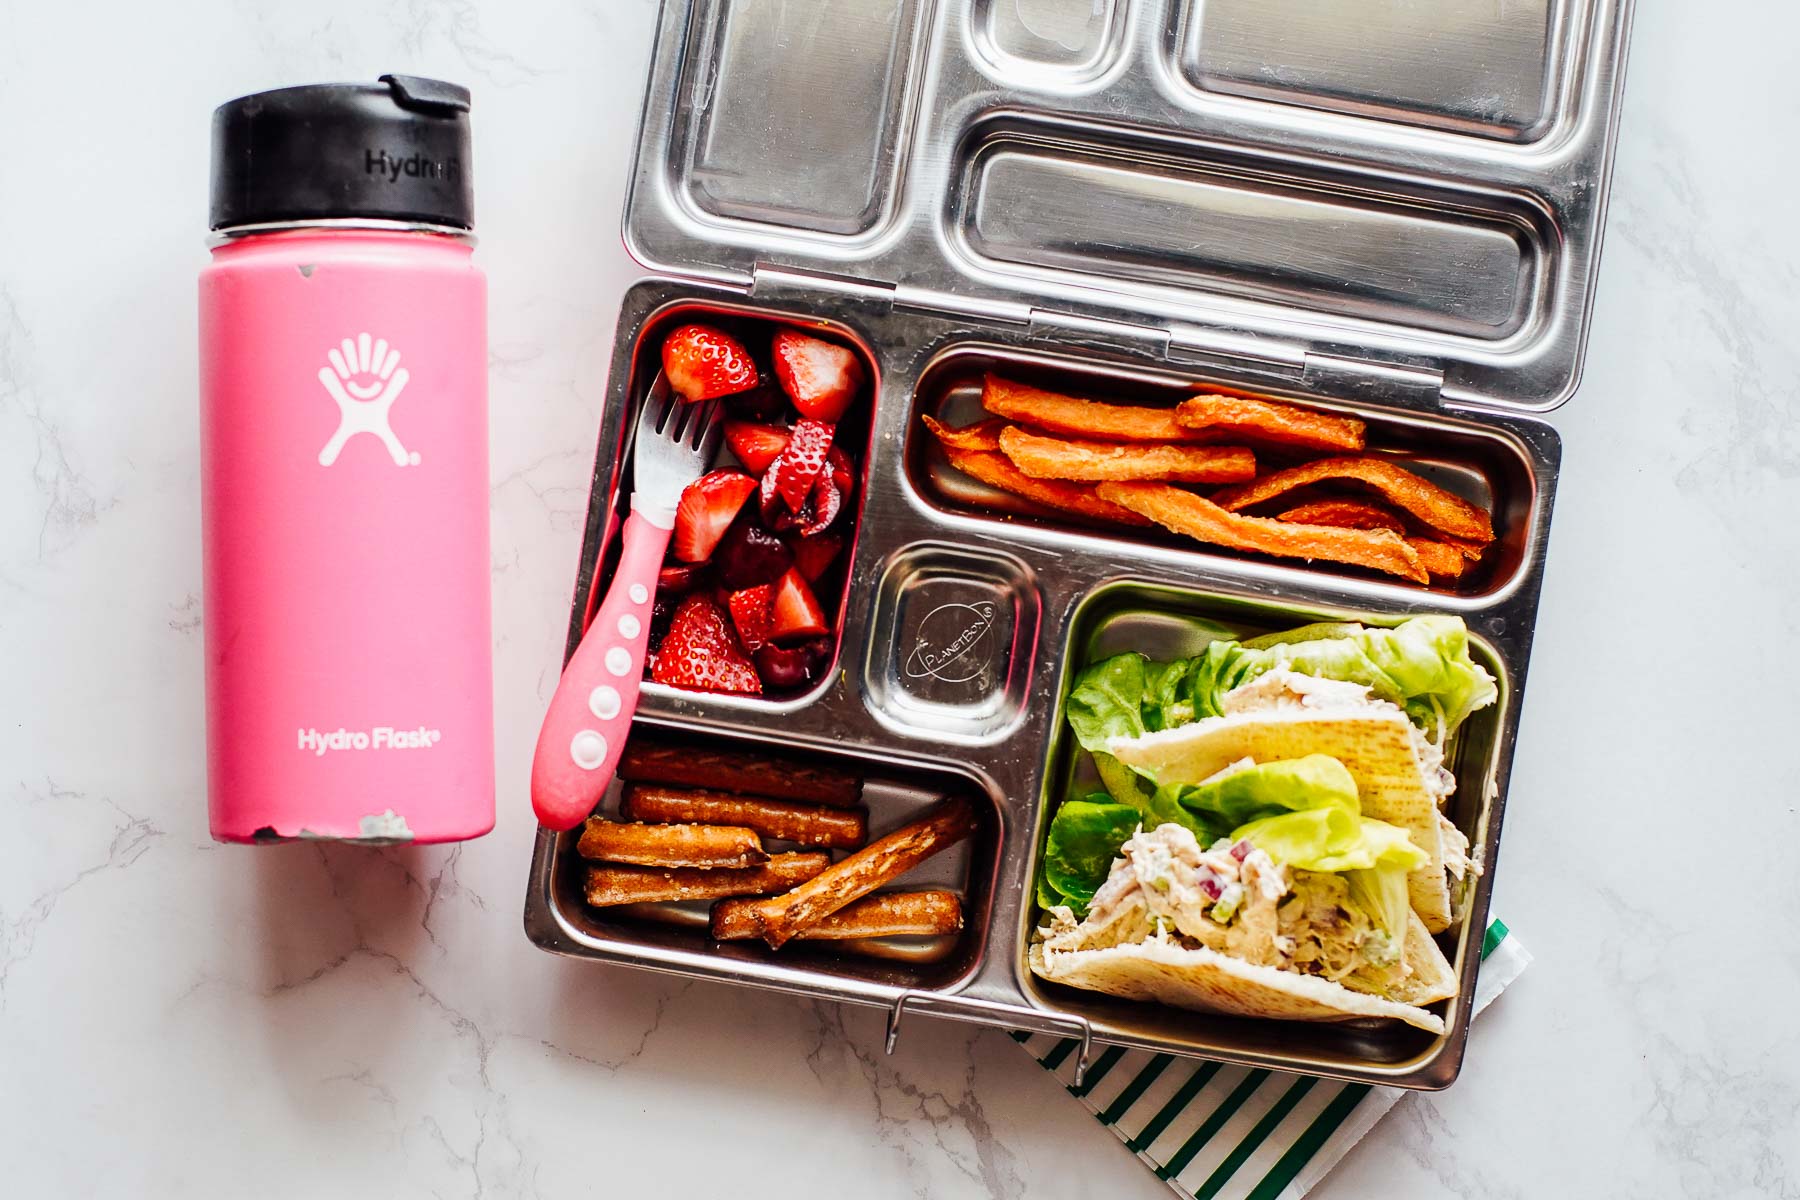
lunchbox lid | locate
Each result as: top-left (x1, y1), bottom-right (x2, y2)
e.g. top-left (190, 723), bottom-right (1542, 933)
top-left (622, 0), bottom-right (1634, 415)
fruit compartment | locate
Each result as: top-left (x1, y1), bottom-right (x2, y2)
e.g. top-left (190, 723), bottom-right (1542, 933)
top-left (579, 297), bottom-right (878, 708)
top-left (905, 340), bottom-right (1550, 602)
top-left (1015, 578), bottom-right (1516, 1085)
top-left (543, 720), bottom-right (1005, 994)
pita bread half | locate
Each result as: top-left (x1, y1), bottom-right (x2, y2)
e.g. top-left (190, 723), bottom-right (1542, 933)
top-left (1106, 709), bottom-right (1454, 932)
top-left (1030, 935), bottom-right (1446, 1034)
top-left (1386, 911), bottom-right (1458, 1007)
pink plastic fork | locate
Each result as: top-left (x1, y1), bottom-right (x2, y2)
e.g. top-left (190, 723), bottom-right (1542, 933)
top-left (531, 376), bottom-right (722, 831)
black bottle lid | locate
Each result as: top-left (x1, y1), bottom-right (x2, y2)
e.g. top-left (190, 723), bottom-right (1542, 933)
top-left (210, 75), bottom-right (473, 232)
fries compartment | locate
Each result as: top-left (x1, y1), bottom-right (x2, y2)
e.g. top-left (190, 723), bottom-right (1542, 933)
top-left (543, 723), bottom-right (1004, 993)
top-left (906, 341), bottom-right (1544, 599)
top-left (862, 542), bottom-right (1039, 743)
top-left (951, 117), bottom-right (1551, 341)
top-left (1167, 0), bottom-right (1569, 142)
top-left (967, 0), bottom-right (1127, 79)
top-left (575, 294), bottom-right (877, 709)
top-left (666, 0), bottom-right (928, 238)
top-left (1015, 578), bottom-right (1514, 1083)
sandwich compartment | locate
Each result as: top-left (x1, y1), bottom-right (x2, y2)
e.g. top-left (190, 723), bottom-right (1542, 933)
top-left (524, 0), bottom-right (1634, 1089)
top-left (1018, 581), bottom-right (1518, 1079)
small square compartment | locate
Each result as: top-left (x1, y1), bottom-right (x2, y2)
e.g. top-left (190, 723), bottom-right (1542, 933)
top-left (1016, 579), bottom-right (1514, 1087)
top-left (863, 542), bottom-right (1040, 743)
top-left (967, 0), bottom-right (1127, 81)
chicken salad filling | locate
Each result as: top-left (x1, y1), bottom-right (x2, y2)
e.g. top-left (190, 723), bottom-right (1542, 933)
top-left (1040, 822), bottom-right (1418, 997)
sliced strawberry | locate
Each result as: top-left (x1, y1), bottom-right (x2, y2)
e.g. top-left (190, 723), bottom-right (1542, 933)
top-left (723, 421), bottom-right (791, 474)
top-left (725, 584), bottom-right (775, 652)
top-left (767, 418), bottom-right (835, 512)
top-left (671, 470), bottom-right (756, 564)
top-left (788, 532), bottom-right (844, 584)
top-left (771, 330), bottom-right (864, 423)
top-left (649, 594), bottom-right (762, 695)
top-left (768, 568), bottom-right (828, 644)
top-left (758, 465), bottom-right (786, 528)
top-left (662, 324), bottom-right (759, 402)
top-left (826, 445), bottom-right (855, 497)
top-left (796, 470), bottom-right (842, 538)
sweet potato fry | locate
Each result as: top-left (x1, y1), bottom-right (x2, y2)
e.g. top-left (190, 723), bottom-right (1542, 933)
top-left (1095, 482), bottom-right (1428, 583)
top-left (996, 425), bottom-right (1256, 484)
top-left (1275, 498), bottom-right (1407, 534)
top-left (982, 374), bottom-right (1205, 443)
top-left (919, 414), bottom-right (1007, 454)
top-left (1209, 457), bottom-right (1494, 543)
top-left (1440, 535), bottom-right (1487, 562)
top-left (617, 740), bottom-right (861, 808)
top-left (1174, 394), bottom-right (1366, 452)
top-left (584, 853), bottom-right (830, 907)
top-left (923, 416), bottom-right (1152, 527)
top-left (730, 797), bottom-right (978, 948)
top-left (711, 890), bottom-right (963, 942)
top-left (1406, 539), bottom-right (1470, 580)
top-left (622, 783), bottom-right (867, 850)
top-left (575, 819), bottom-right (769, 869)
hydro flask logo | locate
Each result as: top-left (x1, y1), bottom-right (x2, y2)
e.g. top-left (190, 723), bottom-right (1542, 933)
top-left (317, 333), bottom-right (420, 467)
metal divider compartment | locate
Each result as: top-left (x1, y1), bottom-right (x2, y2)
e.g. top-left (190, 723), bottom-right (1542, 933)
top-left (1016, 579), bottom-right (1517, 1083)
top-left (541, 719), bottom-right (1005, 993)
top-left (575, 294), bottom-right (879, 714)
top-left (1167, 0), bottom-right (1578, 143)
top-left (905, 341), bottom-right (1547, 603)
top-left (667, 0), bottom-right (930, 239)
top-left (951, 116), bottom-right (1553, 342)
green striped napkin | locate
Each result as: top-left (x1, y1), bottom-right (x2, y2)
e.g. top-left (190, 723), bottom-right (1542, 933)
top-left (1018, 919), bottom-right (1529, 1200)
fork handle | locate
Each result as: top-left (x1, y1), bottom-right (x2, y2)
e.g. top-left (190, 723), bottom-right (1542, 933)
top-left (530, 508), bottom-right (670, 831)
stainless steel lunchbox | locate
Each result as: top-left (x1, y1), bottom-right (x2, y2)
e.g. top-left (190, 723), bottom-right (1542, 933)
top-left (524, 0), bottom-right (1635, 1090)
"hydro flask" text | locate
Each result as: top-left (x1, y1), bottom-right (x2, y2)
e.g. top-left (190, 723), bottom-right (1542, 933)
top-left (297, 726), bottom-right (443, 756)
top-left (363, 149), bottom-right (462, 184)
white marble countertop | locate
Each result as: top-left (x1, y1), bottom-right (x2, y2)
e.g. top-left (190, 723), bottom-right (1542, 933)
top-left (3, 2), bottom-right (1796, 1196)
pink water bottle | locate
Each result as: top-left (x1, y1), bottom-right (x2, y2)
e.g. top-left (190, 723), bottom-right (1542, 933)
top-left (199, 75), bottom-right (493, 844)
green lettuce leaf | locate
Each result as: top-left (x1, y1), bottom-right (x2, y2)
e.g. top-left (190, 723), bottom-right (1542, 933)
top-left (1347, 863), bottom-right (1414, 941)
top-left (1065, 615), bottom-right (1495, 750)
top-left (1223, 784), bottom-right (1427, 939)
top-left (1091, 752), bottom-right (1151, 809)
top-left (1065, 653), bottom-right (1151, 752)
top-left (1237, 621), bottom-right (1365, 651)
top-left (1039, 798), bottom-right (1144, 912)
top-left (1221, 615), bottom-right (1497, 735)
top-left (1176, 754), bottom-right (1358, 829)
